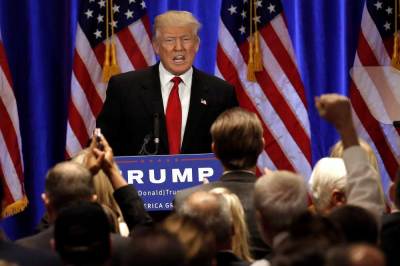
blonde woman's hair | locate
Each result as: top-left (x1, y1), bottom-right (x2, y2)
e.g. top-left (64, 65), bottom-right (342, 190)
top-left (153, 10), bottom-right (201, 40)
top-left (71, 149), bottom-right (124, 234)
top-left (210, 187), bottom-right (253, 262)
top-left (163, 214), bottom-right (215, 266)
top-left (330, 138), bottom-right (385, 206)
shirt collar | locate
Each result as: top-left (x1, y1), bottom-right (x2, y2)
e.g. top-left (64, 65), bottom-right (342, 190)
top-left (159, 62), bottom-right (193, 88)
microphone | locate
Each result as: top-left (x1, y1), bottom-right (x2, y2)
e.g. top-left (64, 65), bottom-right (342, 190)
top-left (153, 113), bottom-right (160, 145)
top-left (138, 113), bottom-right (160, 155)
top-left (153, 113), bottom-right (160, 155)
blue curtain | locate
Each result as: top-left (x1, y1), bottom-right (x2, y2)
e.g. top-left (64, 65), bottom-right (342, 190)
top-left (0, 0), bottom-right (365, 239)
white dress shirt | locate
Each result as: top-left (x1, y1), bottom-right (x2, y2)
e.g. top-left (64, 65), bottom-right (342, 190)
top-left (159, 62), bottom-right (192, 145)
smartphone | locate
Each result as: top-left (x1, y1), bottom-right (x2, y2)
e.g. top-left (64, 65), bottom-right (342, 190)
top-left (94, 128), bottom-right (104, 150)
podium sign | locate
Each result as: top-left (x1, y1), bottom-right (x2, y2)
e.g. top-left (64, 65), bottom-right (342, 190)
top-left (114, 153), bottom-right (223, 211)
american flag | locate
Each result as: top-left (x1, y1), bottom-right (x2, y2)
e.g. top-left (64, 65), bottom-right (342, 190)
top-left (66, 0), bottom-right (155, 157)
top-left (0, 29), bottom-right (27, 216)
top-left (216, 0), bottom-right (312, 177)
top-left (349, 0), bottom-right (400, 186)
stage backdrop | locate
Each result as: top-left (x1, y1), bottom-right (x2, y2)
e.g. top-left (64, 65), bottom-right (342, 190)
top-left (1, 0), bottom-right (397, 240)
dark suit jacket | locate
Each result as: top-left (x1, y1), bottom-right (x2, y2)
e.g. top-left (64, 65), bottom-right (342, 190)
top-left (113, 184), bottom-right (153, 231)
top-left (0, 239), bottom-right (61, 266)
top-left (380, 212), bottom-right (400, 266)
top-left (216, 250), bottom-right (250, 266)
top-left (97, 63), bottom-right (238, 155)
top-left (16, 226), bottom-right (130, 266)
top-left (174, 171), bottom-right (271, 260)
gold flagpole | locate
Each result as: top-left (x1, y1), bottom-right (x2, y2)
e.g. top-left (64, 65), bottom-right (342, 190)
top-left (102, 0), bottom-right (111, 82)
top-left (247, 0), bottom-right (256, 81)
top-left (109, 0), bottom-right (120, 76)
top-left (253, 0), bottom-right (262, 71)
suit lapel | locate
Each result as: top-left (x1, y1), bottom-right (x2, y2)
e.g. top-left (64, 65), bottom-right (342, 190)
top-left (182, 68), bottom-right (208, 152)
top-left (138, 63), bottom-right (169, 153)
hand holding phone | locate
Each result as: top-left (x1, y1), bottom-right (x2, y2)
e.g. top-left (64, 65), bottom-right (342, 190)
top-left (94, 128), bottom-right (104, 151)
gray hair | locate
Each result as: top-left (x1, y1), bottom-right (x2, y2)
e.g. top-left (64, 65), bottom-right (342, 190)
top-left (178, 191), bottom-right (232, 245)
top-left (254, 171), bottom-right (308, 234)
top-left (309, 157), bottom-right (347, 213)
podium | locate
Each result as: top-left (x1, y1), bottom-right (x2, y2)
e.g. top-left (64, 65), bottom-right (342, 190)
top-left (114, 153), bottom-right (223, 211)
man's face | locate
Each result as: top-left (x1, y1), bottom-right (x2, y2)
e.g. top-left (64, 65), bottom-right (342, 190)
top-left (153, 26), bottom-right (199, 75)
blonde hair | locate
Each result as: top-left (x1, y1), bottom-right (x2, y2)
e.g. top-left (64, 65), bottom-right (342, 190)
top-left (153, 10), bottom-right (201, 40)
top-left (71, 149), bottom-right (124, 233)
top-left (330, 138), bottom-right (385, 206)
top-left (163, 214), bottom-right (215, 266)
top-left (210, 187), bottom-right (253, 262)
top-left (330, 139), bottom-right (379, 171)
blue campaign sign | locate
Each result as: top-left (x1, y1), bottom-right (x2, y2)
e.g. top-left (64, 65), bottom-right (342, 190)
top-left (114, 153), bottom-right (224, 211)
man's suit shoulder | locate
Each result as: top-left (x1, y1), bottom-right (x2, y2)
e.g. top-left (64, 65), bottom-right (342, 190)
top-left (109, 66), bottom-right (156, 84)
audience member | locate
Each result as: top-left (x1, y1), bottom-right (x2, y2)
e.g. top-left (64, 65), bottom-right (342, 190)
top-left (328, 205), bottom-right (378, 244)
top-left (380, 169), bottom-right (400, 266)
top-left (72, 148), bottom-right (127, 235)
top-left (178, 191), bottom-right (249, 266)
top-left (308, 157), bottom-right (347, 215)
top-left (313, 94), bottom-right (385, 221)
top-left (53, 201), bottom-right (111, 266)
top-left (15, 160), bottom-right (129, 266)
top-left (252, 170), bottom-right (308, 266)
top-left (210, 187), bottom-right (253, 262)
top-left (17, 161), bottom-right (96, 250)
top-left (122, 227), bottom-right (185, 266)
top-left (0, 183), bottom-right (61, 265)
top-left (163, 213), bottom-right (216, 266)
top-left (330, 138), bottom-right (385, 208)
top-left (175, 107), bottom-right (269, 258)
top-left (326, 244), bottom-right (385, 266)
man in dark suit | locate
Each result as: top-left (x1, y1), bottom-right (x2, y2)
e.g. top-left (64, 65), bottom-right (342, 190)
top-left (174, 107), bottom-right (270, 259)
top-left (381, 171), bottom-right (400, 266)
top-left (16, 161), bottom-right (131, 266)
top-left (0, 185), bottom-right (61, 265)
top-left (97, 10), bottom-right (238, 156)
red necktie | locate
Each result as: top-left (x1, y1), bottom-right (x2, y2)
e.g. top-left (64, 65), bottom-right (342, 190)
top-left (166, 77), bottom-right (182, 154)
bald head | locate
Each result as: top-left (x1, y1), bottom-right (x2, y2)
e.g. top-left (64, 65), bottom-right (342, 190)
top-left (348, 244), bottom-right (385, 266)
top-left (178, 191), bottom-right (232, 247)
top-left (45, 161), bottom-right (94, 213)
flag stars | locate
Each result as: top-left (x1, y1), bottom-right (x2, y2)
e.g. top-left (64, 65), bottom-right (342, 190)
top-left (94, 29), bottom-right (102, 39)
top-left (97, 14), bottom-right (104, 23)
top-left (125, 9), bottom-right (134, 19)
top-left (383, 21), bottom-right (391, 31)
top-left (129, 0), bottom-right (136, 3)
top-left (386, 6), bottom-right (393, 14)
top-left (239, 25), bottom-right (246, 34)
top-left (241, 10), bottom-right (246, 19)
top-left (267, 3), bottom-right (276, 13)
top-left (98, 0), bottom-right (105, 8)
top-left (113, 4), bottom-right (120, 13)
top-left (228, 5), bottom-right (237, 15)
top-left (141, 1), bottom-right (146, 9)
top-left (374, 1), bottom-right (383, 10)
top-left (109, 20), bottom-right (118, 28)
top-left (253, 15), bottom-right (261, 23)
top-left (255, 0), bottom-right (262, 8)
top-left (85, 9), bottom-right (93, 19)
